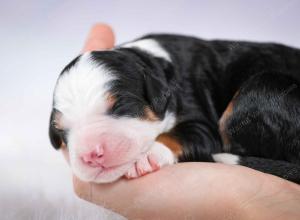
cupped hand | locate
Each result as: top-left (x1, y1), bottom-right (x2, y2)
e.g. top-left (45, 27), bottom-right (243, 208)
top-left (64, 23), bottom-right (300, 220)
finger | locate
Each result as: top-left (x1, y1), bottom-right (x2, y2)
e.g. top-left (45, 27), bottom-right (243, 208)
top-left (81, 23), bottom-right (115, 53)
top-left (73, 175), bottom-right (93, 201)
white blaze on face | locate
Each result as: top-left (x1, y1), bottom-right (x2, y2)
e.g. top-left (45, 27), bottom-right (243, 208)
top-left (54, 53), bottom-right (115, 123)
top-left (53, 52), bottom-right (175, 183)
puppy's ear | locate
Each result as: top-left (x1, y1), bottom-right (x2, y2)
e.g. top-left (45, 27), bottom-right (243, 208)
top-left (144, 63), bottom-right (172, 118)
top-left (49, 110), bottom-right (62, 149)
top-left (122, 47), bottom-right (176, 118)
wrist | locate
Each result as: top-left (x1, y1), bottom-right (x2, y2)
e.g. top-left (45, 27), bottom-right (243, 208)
top-left (233, 173), bottom-right (300, 220)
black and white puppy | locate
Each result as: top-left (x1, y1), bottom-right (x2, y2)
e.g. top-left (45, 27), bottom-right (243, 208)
top-left (49, 34), bottom-right (300, 183)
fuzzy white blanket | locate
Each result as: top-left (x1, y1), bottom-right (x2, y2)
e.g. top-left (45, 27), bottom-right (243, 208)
top-left (0, 143), bottom-right (125, 220)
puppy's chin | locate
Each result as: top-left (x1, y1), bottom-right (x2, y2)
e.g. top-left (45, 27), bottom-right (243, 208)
top-left (71, 159), bottom-right (133, 183)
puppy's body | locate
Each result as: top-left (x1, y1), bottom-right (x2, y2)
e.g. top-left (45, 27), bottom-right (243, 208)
top-left (50, 34), bottom-right (300, 183)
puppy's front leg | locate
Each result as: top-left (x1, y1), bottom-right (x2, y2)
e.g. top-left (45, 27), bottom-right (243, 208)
top-left (125, 142), bottom-right (176, 179)
top-left (166, 120), bottom-right (223, 162)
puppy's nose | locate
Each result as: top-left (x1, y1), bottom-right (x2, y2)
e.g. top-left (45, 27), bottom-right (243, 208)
top-left (81, 145), bottom-right (104, 167)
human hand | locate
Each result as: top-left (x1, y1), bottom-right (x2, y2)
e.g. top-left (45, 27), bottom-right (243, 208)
top-left (65, 23), bottom-right (300, 220)
top-left (81, 23), bottom-right (115, 53)
top-left (73, 161), bottom-right (300, 220)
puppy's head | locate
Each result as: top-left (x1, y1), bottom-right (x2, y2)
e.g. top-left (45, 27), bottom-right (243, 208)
top-left (49, 50), bottom-right (175, 183)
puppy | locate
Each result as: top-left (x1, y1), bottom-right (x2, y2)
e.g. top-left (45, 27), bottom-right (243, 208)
top-left (49, 34), bottom-right (300, 183)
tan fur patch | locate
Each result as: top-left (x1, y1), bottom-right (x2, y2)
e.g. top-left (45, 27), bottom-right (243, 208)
top-left (144, 107), bottom-right (159, 121)
top-left (156, 133), bottom-right (182, 156)
top-left (219, 100), bottom-right (233, 147)
top-left (61, 142), bottom-right (67, 149)
top-left (106, 92), bottom-right (116, 109)
top-left (219, 91), bottom-right (239, 148)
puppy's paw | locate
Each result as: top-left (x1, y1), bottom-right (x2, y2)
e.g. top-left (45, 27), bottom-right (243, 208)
top-left (125, 142), bottom-right (176, 179)
top-left (148, 141), bottom-right (177, 168)
top-left (125, 154), bottom-right (157, 179)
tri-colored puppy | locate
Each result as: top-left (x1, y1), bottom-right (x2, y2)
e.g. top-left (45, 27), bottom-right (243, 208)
top-left (49, 34), bottom-right (300, 183)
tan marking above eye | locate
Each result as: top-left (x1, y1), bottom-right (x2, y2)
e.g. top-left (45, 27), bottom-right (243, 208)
top-left (143, 107), bottom-right (159, 121)
top-left (105, 92), bottom-right (116, 109)
top-left (60, 141), bottom-right (67, 149)
top-left (156, 133), bottom-right (182, 156)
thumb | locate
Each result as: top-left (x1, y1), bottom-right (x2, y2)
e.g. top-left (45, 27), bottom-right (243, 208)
top-left (81, 23), bottom-right (115, 53)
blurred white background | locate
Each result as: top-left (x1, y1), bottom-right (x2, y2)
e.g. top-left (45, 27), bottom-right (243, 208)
top-left (1, 0), bottom-right (300, 219)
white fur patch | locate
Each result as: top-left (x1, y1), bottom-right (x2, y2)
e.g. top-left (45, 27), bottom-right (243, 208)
top-left (122, 39), bottom-right (172, 62)
top-left (53, 52), bottom-right (177, 183)
top-left (150, 141), bottom-right (177, 164)
top-left (54, 52), bottom-right (115, 126)
top-left (212, 153), bottom-right (240, 165)
top-left (160, 112), bottom-right (176, 132)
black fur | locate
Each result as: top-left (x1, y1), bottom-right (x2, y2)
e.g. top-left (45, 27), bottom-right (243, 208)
top-left (224, 72), bottom-right (300, 183)
top-left (49, 110), bottom-right (63, 149)
top-left (51, 34), bottom-right (300, 183)
top-left (49, 109), bottom-right (68, 149)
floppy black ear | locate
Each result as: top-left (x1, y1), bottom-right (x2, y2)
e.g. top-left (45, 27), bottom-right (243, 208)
top-left (144, 73), bottom-right (171, 118)
top-left (143, 56), bottom-right (179, 118)
top-left (49, 110), bottom-right (62, 149)
top-left (119, 47), bottom-right (176, 118)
